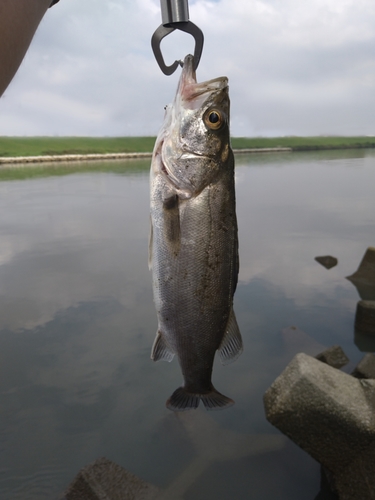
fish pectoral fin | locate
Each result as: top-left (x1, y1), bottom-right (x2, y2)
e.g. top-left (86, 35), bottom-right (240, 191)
top-left (148, 218), bottom-right (153, 271)
top-left (162, 192), bottom-right (178, 209)
top-left (151, 331), bottom-right (175, 362)
top-left (218, 309), bottom-right (243, 365)
top-left (162, 193), bottom-right (181, 253)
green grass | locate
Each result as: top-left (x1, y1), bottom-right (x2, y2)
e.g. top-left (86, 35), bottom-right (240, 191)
top-left (0, 137), bottom-right (156, 157)
top-left (1, 136), bottom-right (375, 158)
top-left (1, 135), bottom-right (375, 182)
top-left (231, 136), bottom-right (375, 151)
top-left (0, 159), bottom-right (151, 181)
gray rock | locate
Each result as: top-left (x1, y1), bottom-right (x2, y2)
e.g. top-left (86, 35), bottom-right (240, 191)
top-left (315, 345), bottom-right (349, 369)
top-left (347, 280), bottom-right (375, 301)
top-left (333, 441), bottom-right (375, 500)
top-left (354, 329), bottom-right (375, 352)
top-left (352, 353), bottom-right (375, 379)
top-left (314, 467), bottom-right (339, 500)
top-left (264, 353), bottom-right (375, 499)
top-left (61, 457), bottom-right (160, 500)
top-left (347, 246), bottom-right (375, 284)
top-left (354, 300), bottom-right (375, 334)
top-left (315, 256), bottom-right (338, 269)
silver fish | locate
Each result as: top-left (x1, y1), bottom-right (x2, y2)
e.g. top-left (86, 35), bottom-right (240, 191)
top-left (149, 54), bottom-right (242, 411)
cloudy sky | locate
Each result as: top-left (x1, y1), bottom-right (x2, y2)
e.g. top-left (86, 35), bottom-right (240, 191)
top-left (0, 0), bottom-right (374, 137)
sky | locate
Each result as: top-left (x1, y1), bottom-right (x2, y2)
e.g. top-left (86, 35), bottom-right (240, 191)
top-left (0, 0), bottom-right (374, 137)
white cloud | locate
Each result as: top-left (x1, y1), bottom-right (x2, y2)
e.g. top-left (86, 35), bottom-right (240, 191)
top-left (0, 0), bottom-right (374, 137)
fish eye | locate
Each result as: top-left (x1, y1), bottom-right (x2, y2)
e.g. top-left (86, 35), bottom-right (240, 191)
top-left (204, 109), bottom-right (224, 130)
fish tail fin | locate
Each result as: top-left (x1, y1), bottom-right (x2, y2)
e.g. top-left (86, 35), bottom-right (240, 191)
top-left (166, 388), bottom-right (200, 411)
top-left (166, 387), bottom-right (234, 412)
top-left (200, 390), bottom-right (234, 411)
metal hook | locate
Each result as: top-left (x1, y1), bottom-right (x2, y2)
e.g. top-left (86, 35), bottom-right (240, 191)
top-left (151, 0), bottom-right (204, 76)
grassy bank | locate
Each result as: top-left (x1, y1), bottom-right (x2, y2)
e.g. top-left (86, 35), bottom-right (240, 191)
top-left (1, 136), bottom-right (375, 158)
top-left (0, 158), bottom-right (151, 182)
top-left (231, 136), bottom-right (375, 151)
top-left (0, 137), bottom-right (156, 157)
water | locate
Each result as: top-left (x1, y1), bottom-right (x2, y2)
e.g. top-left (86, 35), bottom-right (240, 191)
top-left (0, 150), bottom-right (374, 499)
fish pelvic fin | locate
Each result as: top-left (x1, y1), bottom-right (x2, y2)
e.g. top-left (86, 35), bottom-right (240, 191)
top-left (218, 309), bottom-right (243, 365)
top-left (151, 331), bottom-right (175, 362)
top-left (166, 387), bottom-right (234, 412)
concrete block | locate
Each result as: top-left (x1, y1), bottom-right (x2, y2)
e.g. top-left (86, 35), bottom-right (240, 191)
top-left (347, 246), bottom-right (375, 284)
top-left (315, 256), bottom-right (338, 269)
top-left (354, 300), bottom-right (375, 334)
top-left (61, 457), bottom-right (160, 500)
top-left (348, 281), bottom-right (375, 301)
top-left (264, 353), bottom-right (375, 499)
top-left (332, 441), bottom-right (375, 500)
top-left (354, 329), bottom-right (375, 352)
top-left (351, 353), bottom-right (375, 379)
top-left (314, 467), bottom-right (339, 500)
top-left (315, 345), bottom-right (349, 369)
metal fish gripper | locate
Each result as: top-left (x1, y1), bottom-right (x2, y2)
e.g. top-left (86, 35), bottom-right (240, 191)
top-left (151, 0), bottom-right (204, 76)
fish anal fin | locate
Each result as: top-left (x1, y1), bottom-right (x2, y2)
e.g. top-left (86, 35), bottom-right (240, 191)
top-left (166, 386), bottom-right (234, 412)
top-left (218, 309), bottom-right (243, 365)
top-left (151, 331), bottom-right (174, 362)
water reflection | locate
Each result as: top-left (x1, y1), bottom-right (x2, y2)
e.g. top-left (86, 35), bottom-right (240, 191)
top-left (61, 409), bottom-right (288, 500)
top-left (264, 244), bottom-right (375, 499)
top-left (157, 411), bottom-right (286, 500)
top-left (264, 347), bottom-right (375, 499)
top-left (0, 150), bottom-right (375, 498)
top-left (345, 246), bottom-right (375, 350)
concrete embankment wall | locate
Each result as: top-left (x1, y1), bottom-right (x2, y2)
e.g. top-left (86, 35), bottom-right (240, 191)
top-left (0, 152), bottom-right (152, 165)
top-left (0, 148), bottom-right (292, 166)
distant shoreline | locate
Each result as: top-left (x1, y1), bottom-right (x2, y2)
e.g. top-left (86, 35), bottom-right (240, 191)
top-left (0, 148), bottom-right (293, 166)
top-left (0, 136), bottom-right (375, 166)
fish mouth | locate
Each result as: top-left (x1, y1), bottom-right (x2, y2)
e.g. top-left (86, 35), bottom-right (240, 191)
top-left (179, 151), bottom-right (208, 160)
top-left (177, 55), bottom-right (228, 108)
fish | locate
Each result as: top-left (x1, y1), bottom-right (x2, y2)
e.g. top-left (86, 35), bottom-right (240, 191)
top-left (149, 54), bottom-right (242, 411)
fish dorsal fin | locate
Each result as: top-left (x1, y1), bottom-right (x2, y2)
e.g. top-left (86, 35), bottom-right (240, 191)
top-left (151, 331), bottom-right (175, 362)
top-left (218, 309), bottom-right (243, 365)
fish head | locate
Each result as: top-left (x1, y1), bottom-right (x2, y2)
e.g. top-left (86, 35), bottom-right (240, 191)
top-left (160, 54), bottom-right (230, 199)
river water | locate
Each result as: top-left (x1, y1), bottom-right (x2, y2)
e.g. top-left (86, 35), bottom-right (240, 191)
top-left (0, 149), bottom-right (374, 499)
